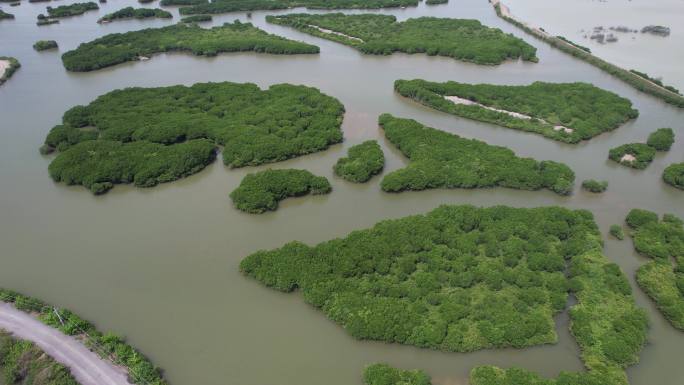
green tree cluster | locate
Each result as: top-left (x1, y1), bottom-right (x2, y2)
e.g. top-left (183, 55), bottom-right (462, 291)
top-left (394, 79), bottom-right (638, 143)
top-left (33, 40), bottom-right (58, 51)
top-left (333, 140), bottom-right (384, 183)
top-left (608, 143), bottom-right (656, 169)
top-left (241, 205), bottom-right (620, 353)
top-left (266, 14), bottom-right (538, 65)
top-left (98, 7), bottom-right (172, 23)
top-left (630, 70), bottom-right (680, 95)
top-left (610, 224), bottom-right (624, 240)
top-left (178, 0), bottom-right (419, 16)
top-left (42, 82), bottom-right (344, 194)
top-left (581, 179), bottom-right (608, 193)
top-left (378, 114), bottom-right (575, 195)
top-left (61, 21), bottom-right (319, 71)
top-left (0, 331), bottom-right (78, 385)
top-left (364, 364), bottom-right (431, 385)
top-left (0, 9), bottom-right (14, 19)
top-left (626, 209), bottom-right (684, 330)
top-left (44, 2), bottom-right (98, 18)
top-left (230, 169), bottom-right (331, 213)
top-left (646, 127), bottom-right (675, 151)
top-left (663, 163), bottom-right (684, 190)
top-left (0, 289), bottom-right (168, 385)
top-left (425, 0), bottom-right (448, 4)
top-left (0, 56), bottom-right (20, 86)
top-left (180, 14), bottom-right (212, 23)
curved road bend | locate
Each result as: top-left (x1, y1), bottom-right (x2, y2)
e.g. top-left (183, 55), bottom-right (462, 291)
top-left (0, 302), bottom-right (131, 385)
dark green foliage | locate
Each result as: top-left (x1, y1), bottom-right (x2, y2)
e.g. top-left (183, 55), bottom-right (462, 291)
top-left (161, 0), bottom-right (206, 5)
top-left (61, 21), bottom-right (319, 72)
top-left (0, 9), bottom-right (14, 19)
top-left (378, 114), bottom-right (575, 195)
top-left (230, 169), bottom-right (331, 213)
top-left (0, 56), bottom-right (20, 85)
top-left (630, 70), bottom-right (681, 95)
top-left (33, 40), bottom-right (58, 51)
top-left (180, 14), bottom-right (211, 23)
top-left (240, 205), bottom-right (618, 352)
top-left (333, 140), bottom-right (384, 183)
top-left (608, 143), bottom-right (656, 169)
top-left (0, 288), bottom-right (168, 385)
top-left (610, 225), bottom-right (624, 240)
top-left (364, 364), bottom-right (431, 385)
top-left (42, 82), bottom-right (344, 193)
top-left (582, 179), bottom-right (608, 193)
top-left (0, 331), bottom-right (78, 385)
top-left (646, 128), bottom-right (674, 151)
top-left (626, 209), bottom-right (684, 330)
top-left (45, 2), bottom-right (98, 18)
top-left (98, 7), bottom-right (172, 23)
top-left (425, 0), bottom-right (447, 4)
top-left (267, 14), bottom-right (538, 65)
top-left (179, 0), bottom-right (418, 16)
top-left (394, 79), bottom-right (638, 143)
top-left (36, 18), bottom-right (59, 26)
top-left (663, 163), bottom-right (684, 190)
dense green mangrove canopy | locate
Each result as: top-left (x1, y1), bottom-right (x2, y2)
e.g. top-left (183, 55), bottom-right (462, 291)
top-left (267, 14), bottom-right (537, 65)
top-left (61, 21), bottom-right (319, 71)
top-left (178, 0), bottom-right (419, 16)
top-left (33, 40), bottom-right (58, 51)
top-left (98, 7), bottom-right (172, 23)
top-left (0, 331), bottom-right (79, 385)
top-left (379, 114), bottom-right (575, 195)
top-left (664, 163), bottom-right (684, 190)
top-left (364, 364), bottom-right (430, 385)
top-left (230, 169), bottom-right (331, 213)
top-left (0, 56), bottom-right (20, 86)
top-left (626, 209), bottom-right (684, 330)
top-left (333, 140), bottom-right (384, 183)
top-left (242, 205), bottom-right (647, 385)
top-left (608, 143), bottom-right (656, 169)
top-left (646, 127), bottom-right (675, 151)
top-left (43, 82), bottom-right (344, 194)
top-left (45, 1), bottom-right (98, 18)
top-left (394, 80), bottom-right (638, 143)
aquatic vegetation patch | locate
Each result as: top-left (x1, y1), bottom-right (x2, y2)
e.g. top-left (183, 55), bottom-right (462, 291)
top-left (267, 14), bottom-right (538, 65)
top-left (626, 209), bottom-right (684, 330)
top-left (44, 1), bottom-right (98, 18)
top-left (181, 14), bottom-right (212, 23)
top-left (608, 143), bottom-right (656, 169)
top-left (0, 56), bottom-right (20, 86)
top-left (179, 0), bottom-right (419, 16)
top-left (230, 169), bottom-right (331, 213)
top-left (378, 114), bottom-right (575, 195)
top-left (333, 140), bottom-right (384, 183)
top-left (663, 163), bottom-right (684, 190)
top-left (33, 40), bottom-right (58, 51)
top-left (98, 7), bottom-right (172, 23)
top-left (364, 364), bottom-right (431, 385)
top-left (0, 9), bottom-right (14, 19)
top-left (646, 128), bottom-right (675, 151)
top-left (610, 224), bottom-right (624, 240)
top-left (0, 331), bottom-right (79, 385)
top-left (581, 179), bottom-right (608, 193)
top-left (394, 80), bottom-right (638, 143)
top-left (41, 82), bottom-right (344, 194)
top-left (61, 21), bottom-right (319, 71)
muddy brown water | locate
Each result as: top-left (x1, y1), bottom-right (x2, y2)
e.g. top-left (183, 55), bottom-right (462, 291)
top-left (0, 0), bottom-right (682, 384)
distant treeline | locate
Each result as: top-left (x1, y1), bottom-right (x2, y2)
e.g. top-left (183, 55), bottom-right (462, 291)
top-left (98, 7), bottom-right (172, 23)
top-left (177, 0), bottom-right (419, 16)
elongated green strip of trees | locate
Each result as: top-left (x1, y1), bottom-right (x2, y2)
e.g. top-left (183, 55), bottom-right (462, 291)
top-left (334, 140), bottom-right (384, 183)
top-left (44, 1), bottom-right (98, 18)
top-left (394, 79), bottom-right (638, 143)
top-left (98, 7), bottom-right (172, 23)
top-left (61, 21), bottom-right (319, 72)
top-left (379, 114), bottom-right (575, 195)
top-left (364, 364), bottom-right (431, 385)
top-left (266, 14), bottom-right (538, 65)
top-left (178, 0), bottom-right (419, 16)
top-left (0, 331), bottom-right (79, 385)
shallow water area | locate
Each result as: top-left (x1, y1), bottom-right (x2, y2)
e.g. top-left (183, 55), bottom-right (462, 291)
top-left (0, 0), bottom-right (683, 384)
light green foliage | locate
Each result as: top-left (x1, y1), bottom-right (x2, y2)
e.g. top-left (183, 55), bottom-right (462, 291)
top-left (663, 163), bottom-right (684, 190)
top-left (0, 289), bottom-right (167, 385)
top-left (267, 14), bottom-right (537, 65)
top-left (240, 205), bottom-right (616, 352)
top-left (394, 79), bottom-right (638, 143)
top-left (33, 40), bottom-right (58, 51)
top-left (378, 114), bottom-right (575, 195)
top-left (608, 143), bottom-right (656, 169)
top-left (364, 364), bottom-right (431, 385)
top-left (45, 2), bottom-right (98, 18)
top-left (0, 331), bottom-right (78, 385)
top-left (333, 140), bottom-right (384, 183)
top-left (98, 7), bottom-right (172, 23)
top-left (230, 169), bottom-right (331, 213)
top-left (61, 21), bottom-right (319, 71)
top-left (646, 128), bottom-right (674, 151)
top-left (626, 209), bottom-right (684, 330)
top-left (610, 225), bottom-right (624, 240)
top-left (0, 56), bottom-right (20, 85)
top-left (179, 0), bottom-right (419, 16)
top-left (582, 179), bottom-right (608, 193)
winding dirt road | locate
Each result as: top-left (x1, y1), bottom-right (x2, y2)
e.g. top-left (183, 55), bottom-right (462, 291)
top-left (0, 302), bottom-right (131, 385)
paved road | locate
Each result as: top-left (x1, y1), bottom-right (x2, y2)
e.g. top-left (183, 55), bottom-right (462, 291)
top-left (0, 302), bottom-right (131, 385)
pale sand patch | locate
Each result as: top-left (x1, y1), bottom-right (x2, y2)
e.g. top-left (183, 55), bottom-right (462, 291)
top-left (307, 24), bottom-right (364, 42)
top-left (0, 59), bottom-right (9, 79)
top-left (621, 154), bottom-right (636, 163)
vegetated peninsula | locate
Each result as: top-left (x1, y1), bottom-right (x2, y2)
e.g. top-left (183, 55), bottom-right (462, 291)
top-left (0, 56), bottom-right (20, 86)
top-left (663, 163), bottom-right (684, 190)
top-left (241, 204), bottom-right (647, 385)
top-left (266, 14), bottom-right (538, 65)
top-left (626, 209), bottom-right (684, 330)
top-left (230, 169), bottom-right (331, 213)
top-left (394, 80), bottom-right (638, 143)
top-left (178, 0), bottom-right (419, 16)
top-left (98, 7), bottom-right (172, 23)
top-left (0, 330), bottom-right (80, 385)
top-left (333, 140), bottom-right (384, 183)
top-left (0, 289), bottom-right (168, 385)
top-left (42, 82), bottom-right (344, 194)
top-left (378, 114), bottom-right (575, 195)
top-left (45, 1), bottom-right (98, 18)
top-left (61, 21), bottom-right (319, 71)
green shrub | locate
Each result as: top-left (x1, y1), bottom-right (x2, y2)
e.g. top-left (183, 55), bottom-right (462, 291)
top-left (333, 140), bottom-right (384, 182)
top-left (0, 332), bottom-right (79, 385)
top-left (646, 127), bottom-right (675, 151)
top-left (45, 1), bottom-right (98, 18)
top-left (610, 224), bottom-right (624, 240)
top-left (0, 9), bottom-right (14, 19)
top-left (0, 56), bottom-right (20, 85)
top-left (98, 7), bottom-right (172, 23)
top-left (626, 208), bottom-right (659, 229)
top-left (230, 169), bottom-right (331, 213)
top-left (33, 39), bottom-right (58, 51)
top-left (608, 143), bottom-right (656, 169)
top-left (663, 163), bottom-right (684, 190)
top-left (394, 79), bottom-right (637, 143)
top-left (378, 114), bottom-right (575, 195)
top-left (364, 364), bottom-right (431, 385)
top-left (61, 21), bottom-right (319, 71)
top-left (267, 14), bottom-right (538, 65)
top-left (180, 14), bottom-right (212, 23)
top-left (582, 179), bottom-right (608, 193)
top-left (179, 0), bottom-right (418, 15)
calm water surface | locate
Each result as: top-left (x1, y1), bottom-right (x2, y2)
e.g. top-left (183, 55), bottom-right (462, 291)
top-left (0, 0), bottom-right (683, 384)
